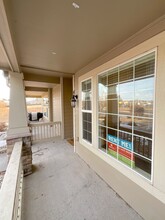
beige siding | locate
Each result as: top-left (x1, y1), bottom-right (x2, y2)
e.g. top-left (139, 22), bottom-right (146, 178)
top-left (53, 85), bottom-right (61, 122)
top-left (76, 142), bottom-right (165, 220)
top-left (63, 78), bottom-right (73, 139)
top-left (75, 31), bottom-right (165, 220)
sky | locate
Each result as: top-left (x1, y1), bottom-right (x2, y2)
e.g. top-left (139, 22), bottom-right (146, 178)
top-left (0, 70), bottom-right (10, 100)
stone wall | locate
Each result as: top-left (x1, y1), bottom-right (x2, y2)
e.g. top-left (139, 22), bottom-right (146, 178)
top-left (7, 134), bottom-right (32, 176)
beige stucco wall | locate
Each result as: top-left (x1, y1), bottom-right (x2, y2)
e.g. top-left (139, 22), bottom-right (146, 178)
top-left (63, 78), bottom-right (73, 139)
top-left (75, 31), bottom-right (165, 220)
top-left (154, 42), bottom-right (165, 193)
top-left (53, 85), bottom-right (61, 122)
top-left (52, 79), bottom-right (73, 139)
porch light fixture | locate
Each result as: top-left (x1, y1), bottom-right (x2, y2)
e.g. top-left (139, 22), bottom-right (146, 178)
top-left (71, 95), bottom-right (78, 108)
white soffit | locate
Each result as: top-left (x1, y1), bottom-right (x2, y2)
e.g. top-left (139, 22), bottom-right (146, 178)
top-left (0, 38), bottom-right (12, 71)
top-left (4, 0), bottom-right (165, 75)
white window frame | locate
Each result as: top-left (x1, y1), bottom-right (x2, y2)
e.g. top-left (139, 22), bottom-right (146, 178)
top-left (97, 48), bottom-right (157, 182)
top-left (79, 77), bottom-right (93, 146)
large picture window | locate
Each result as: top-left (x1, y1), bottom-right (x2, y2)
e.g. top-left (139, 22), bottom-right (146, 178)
top-left (82, 79), bottom-right (92, 144)
top-left (98, 51), bottom-right (155, 179)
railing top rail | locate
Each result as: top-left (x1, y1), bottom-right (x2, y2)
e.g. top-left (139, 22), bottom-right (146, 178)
top-left (0, 141), bottom-right (22, 220)
top-left (0, 131), bottom-right (7, 140)
top-left (29, 121), bottom-right (61, 127)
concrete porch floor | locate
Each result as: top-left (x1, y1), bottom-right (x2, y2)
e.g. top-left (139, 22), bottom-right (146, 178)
top-left (22, 139), bottom-right (142, 220)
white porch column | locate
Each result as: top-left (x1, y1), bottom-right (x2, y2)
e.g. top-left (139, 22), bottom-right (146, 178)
top-left (7, 71), bottom-right (30, 137)
top-left (48, 88), bottom-right (53, 122)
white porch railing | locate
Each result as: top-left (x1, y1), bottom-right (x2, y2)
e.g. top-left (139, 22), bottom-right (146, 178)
top-left (0, 141), bottom-right (23, 220)
top-left (0, 131), bottom-right (7, 140)
top-left (29, 121), bottom-right (61, 142)
top-left (0, 131), bottom-right (7, 154)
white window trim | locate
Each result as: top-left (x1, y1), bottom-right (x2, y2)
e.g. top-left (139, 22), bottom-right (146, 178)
top-left (96, 48), bottom-right (157, 182)
top-left (79, 77), bottom-right (93, 147)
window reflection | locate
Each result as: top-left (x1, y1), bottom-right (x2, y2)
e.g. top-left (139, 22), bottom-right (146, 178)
top-left (135, 52), bottom-right (155, 78)
top-left (98, 83), bottom-right (107, 101)
top-left (82, 91), bottom-right (91, 101)
top-left (107, 128), bottom-right (118, 137)
top-left (98, 101), bottom-right (107, 113)
top-left (107, 84), bottom-right (118, 99)
top-left (98, 74), bottom-right (107, 86)
top-left (134, 117), bottom-right (152, 139)
top-left (107, 129), bottom-right (118, 158)
top-left (119, 99), bottom-right (133, 115)
top-left (99, 126), bottom-right (106, 139)
top-left (134, 101), bottom-right (153, 118)
top-left (135, 89), bottom-right (153, 101)
top-left (119, 116), bottom-right (132, 133)
top-left (98, 51), bottom-right (155, 180)
top-left (108, 114), bottom-right (118, 129)
top-left (82, 79), bottom-right (91, 91)
top-left (119, 62), bottom-right (133, 82)
top-left (133, 136), bottom-right (152, 159)
top-left (86, 101), bottom-right (91, 110)
top-left (134, 77), bottom-right (154, 118)
top-left (119, 131), bottom-right (132, 146)
top-left (119, 81), bottom-right (134, 94)
top-left (108, 68), bottom-right (118, 84)
top-left (99, 138), bottom-right (106, 152)
top-left (133, 154), bottom-right (151, 178)
top-left (82, 101), bottom-right (91, 110)
top-left (135, 77), bottom-right (154, 91)
top-left (98, 113), bottom-right (107, 126)
top-left (107, 99), bottom-right (118, 114)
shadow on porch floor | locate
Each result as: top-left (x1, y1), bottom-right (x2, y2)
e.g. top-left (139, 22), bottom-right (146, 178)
top-left (22, 139), bottom-right (142, 220)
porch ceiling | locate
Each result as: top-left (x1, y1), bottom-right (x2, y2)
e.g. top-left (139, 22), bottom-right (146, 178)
top-left (2, 0), bottom-right (165, 76)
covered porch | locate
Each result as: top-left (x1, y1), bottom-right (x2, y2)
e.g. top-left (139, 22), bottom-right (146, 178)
top-left (0, 0), bottom-right (165, 219)
top-left (22, 139), bottom-right (142, 220)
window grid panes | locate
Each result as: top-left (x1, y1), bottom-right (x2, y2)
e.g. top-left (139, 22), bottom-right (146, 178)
top-left (98, 51), bottom-right (155, 180)
top-left (82, 79), bottom-right (92, 144)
